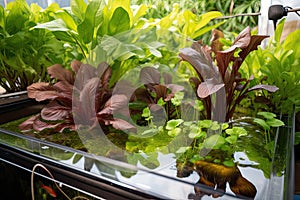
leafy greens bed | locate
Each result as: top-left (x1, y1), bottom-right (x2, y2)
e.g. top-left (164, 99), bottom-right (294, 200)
top-left (0, 0), bottom-right (296, 199)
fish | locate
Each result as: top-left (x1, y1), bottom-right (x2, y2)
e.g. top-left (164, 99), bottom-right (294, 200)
top-left (41, 183), bottom-right (57, 198)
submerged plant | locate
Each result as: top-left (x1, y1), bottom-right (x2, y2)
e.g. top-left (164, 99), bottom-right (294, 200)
top-left (174, 120), bottom-right (257, 198)
top-left (19, 60), bottom-right (134, 133)
top-left (253, 111), bottom-right (284, 157)
top-left (179, 27), bottom-right (278, 122)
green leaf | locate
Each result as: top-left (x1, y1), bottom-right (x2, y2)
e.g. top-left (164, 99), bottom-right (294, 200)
top-left (257, 112), bottom-right (276, 119)
top-left (225, 127), bottom-right (247, 137)
top-left (274, 18), bottom-right (286, 43)
top-left (190, 154), bottom-right (204, 163)
top-left (33, 19), bottom-right (70, 32)
top-left (223, 160), bottom-right (235, 167)
top-left (193, 99), bottom-right (204, 111)
top-left (157, 98), bottom-right (166, 106)
top-left (77, 0), bottom-right (103, 44)
top-left (108, 7), bottom-right (130, 35)
top-left (211, 121), bottom-right (220, 130)
top-left (253, 118), bottom-right (270, 131)
top-left (167, 127), bottom-right (181, 137)
top-left (222, 123), bottom-right (229, 130)
top-left (166, 119), bottom-right (184, 130)
top-left (176, 146), bottom-right (191, 154)
top-left (54, 10), bottom-right (78, 31)
top-left (142, 107), bottom-right (151, 118)
top-left (198, 120), bottom-right (212, 129)
top-left (132, 4), bottom-right (148, 24)
top-left (225, 135), bottom-right (238, 144)
top-left (193, 18), bottom-right (225, 39)
top-left (188, 127), bottom-right (206, 139)
top-left (0, 6), bottom-right (4, 28)
top-left (171, 92), bottom-right (184, 106)
top-left (5, 0), bottom-right (31, 34)
top-left (195, 11), bottom-right (223, 30)
top-left (266, 118), bottom-right (285, 127)
top-left (203, 134), bottom-right (226, 149)
top-left (71, 0), bottom-right (87, 21)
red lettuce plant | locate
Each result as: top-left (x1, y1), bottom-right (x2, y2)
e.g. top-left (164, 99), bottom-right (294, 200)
top-left (179, 27), bottom-right (278, 122)
top-left (19, 61), bottom-right (134, 133)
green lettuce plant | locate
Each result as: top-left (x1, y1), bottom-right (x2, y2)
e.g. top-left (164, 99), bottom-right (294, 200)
top-left (0, 0), bottom-right (68, 92)
top-left (33, 0), bottom-right (148, 61)
top-left (241, 19), bottom-right (300, 115)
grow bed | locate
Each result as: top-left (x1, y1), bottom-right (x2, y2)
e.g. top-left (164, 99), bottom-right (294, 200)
top-left (0, 113), bottom-right (295, 200)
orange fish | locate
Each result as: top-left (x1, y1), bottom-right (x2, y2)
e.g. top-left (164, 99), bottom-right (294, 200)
top-left (41, 183), bottom-right (57, 197)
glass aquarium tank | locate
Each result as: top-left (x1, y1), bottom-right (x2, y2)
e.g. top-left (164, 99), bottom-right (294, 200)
top-left (0, 1), bottom-right (296, 199)
top-left (0, 111), bottom-right (295, 200)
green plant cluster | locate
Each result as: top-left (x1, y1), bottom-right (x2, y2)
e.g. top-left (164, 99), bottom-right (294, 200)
top-left (0, 0), bottom-right (70, 92)
top-left (2, 1), bottom-right (296, 194)
top-left (131, 0), bottom-right (260, 43)
top-left (241, 19), bottom-right (300, 115)
top-left (0, 0), bottom-right (223, 93)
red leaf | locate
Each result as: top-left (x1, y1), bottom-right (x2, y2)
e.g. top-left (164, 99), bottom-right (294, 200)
top-left (140, 67), bottom-right (161, 84)
top-left (197, 78), bottom-right (225, 98)
top-left (230, 26), bottom-right (251, 50)
top-left (71, 60), bottom-right (82, 74)
top-left (19, 114), bottom-right (39, 131)
top-left (98, 62), bottom-right (111, 87)
top-left (74, 64), bottom-right (98, 90)
top-left (211, 29), bottom-right (224, 53)
top-left (248, 84), bottom-right (279, 92)
top-left (109, 118), bottom-right (136, 131)
top-left (27, 82), bottom-right (60, 102)
top-left (27, 82), bottom-right (51, 99)
top-left (32, 117), bottom-right (60, 132)
top-left (54, 123), bottom-right (76, 132)
top-left (239, 35), bottom-right (269, 60)
top-left (179, 44), bottom-right (216, 81)
top-left (98, 94), bottom-right (128, 115)
top-left (166, 84), bottom-right (185, 93)
top-left (79, 77), bottom-right (100, 118)
top-left (163, 72), bottom-right (172, 84)
top-left (48, 64), bottom-right (75, 84)
top-left (41, 101), bottom-right (72, 121)
top-left (216, 27), bottom-right (251, 78)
